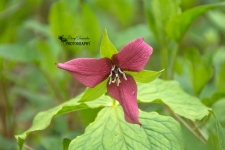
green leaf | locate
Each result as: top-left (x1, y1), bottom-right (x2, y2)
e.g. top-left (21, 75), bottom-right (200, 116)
top-left (213, 47), bottom-right (225, 92)
top-left (100, 29), bottom-right (118, 58)
top-left (48, 1), bottom-right (76, 37)
top-left (167, 2), bottom-right (225, 42)
top-left (207, 133), bottom-right (221, 150)
top-left (69, 106), bottom-right (183, 150)
top-left (125, 69), bottom-right (164, 83)
top-left (181, 124), bottom-right (208, 150)
top-left (79, 3), bottom-right (101, 54)
top-left (63, 138), bottom-right (71, 150)
top-left (113, 24), bottom-right (154, 49)
top-left (184, 48), bottom-right (213, 95)
top-left (96, 0), bottom-right (136, 27)
top-left (212, 99), bottom-right (225, 123)
top-left (217, 122), bottom-right (225, 149)
top-left (202, 92), bottom-right (225, 107)
top-left (144, 0), bottom-right (181, 40)
top-left (41, 137), bottom-right (61, 150)
top-left (15, 95), bottom-right (112, 150)
top-left (208, 10), bottom-right (225, 33)
top-left (79, 79), bottom-right (107, 102)
top-left (138, 79), bottom-right (209, 121)
top-left (0, 43), bottom-right (38, 62)
top-left (213, 112), bottom-right (225, 150)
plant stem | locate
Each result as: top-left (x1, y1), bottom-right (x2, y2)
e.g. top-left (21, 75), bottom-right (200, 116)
top-left (190, 120), bottom-right (207, 142)
top-left (113, 99), bottom-right (117, 106)
top-left (160, 46), bottom-right (168, 80)
top-left (24, 143), bottom-right (34, 150)
top-left (168, 44), bottom-right (178, 79)
top-left (167, 107), bottom-right (206, 144)
top-left (0, 59), bottom-right (14, 138)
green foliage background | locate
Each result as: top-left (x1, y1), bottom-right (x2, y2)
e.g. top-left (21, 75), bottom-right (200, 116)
top-left (0, 0), bottom-right (225, 149)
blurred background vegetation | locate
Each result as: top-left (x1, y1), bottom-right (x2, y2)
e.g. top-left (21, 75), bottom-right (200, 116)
top-left (0, 0), bottom-right (225, 149)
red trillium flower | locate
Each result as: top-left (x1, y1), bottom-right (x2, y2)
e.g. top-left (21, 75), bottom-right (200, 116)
top-left (56, 37), bottom-right (153, 125)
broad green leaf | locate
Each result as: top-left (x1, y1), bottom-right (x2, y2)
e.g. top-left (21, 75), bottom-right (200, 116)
top-left (96, 0), bottom-right (136, 27)
top-left (100, 29), bottom-right (118, 58)
top-left (69, 106), bottom-right (183, 150)
top-left (48, 1), bottom-right (76, 37)
top-left (138, 79), bottom-right (209, 121)
top-left (144, 0), bottom-right (181, 40)
top-left (15, 95), bottom-right (112, 150)
top-left (24, 20), bottom-right (50, 36)
top-left (184, 48), bottom-right (213, 95)
top-left (181, 125), bottom-right (208, 150)
top-left (213, 47), bottom-right (225, 92)
top-left (79, 3), bottom-right (100, 54)
top-left (125, 69), bottom-right (164, 83)
top-left (217, 122), bottom-right (225, 149)
top-left (63, 138), bottom-right (71, 150)
top-left (0, 43), bottom-right (38, 62)
top-left (208, 10), bottom-right (225, 33)
top-left (79, 75), bottom-right (107, 102)
top-left (213, 112), bottom-right (225, 150)
top-left (41, 137), bottom-right (61, 150)
top-left (167, 3), bottom-right (225, 42)
top-left (211, 99), bottom-right (225, 123)
top-left (113, 24), bottom-right (155, 49)
top-left (207, 133), bottom-right (221, 150)
top-left (202, 92), bottom-right (225, 107)
top-left (0, 134), bottom-right (17, 150)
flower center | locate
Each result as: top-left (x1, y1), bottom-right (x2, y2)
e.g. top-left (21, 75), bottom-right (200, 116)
top-left (108, 65), bottom-right (127, 86)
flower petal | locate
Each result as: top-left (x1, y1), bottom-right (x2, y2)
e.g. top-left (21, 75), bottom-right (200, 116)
top-left (56, 58), bottom-right (112, 88)
top-left (112, 37), bottom-right (153, 72)
top-left (107, 74), bottom-right (141, 125)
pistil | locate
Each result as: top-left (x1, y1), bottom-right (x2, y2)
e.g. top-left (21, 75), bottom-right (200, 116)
top-left (108, 65), bottom-right (127, 86)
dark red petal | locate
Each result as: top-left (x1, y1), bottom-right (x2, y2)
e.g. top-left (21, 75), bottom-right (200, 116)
top-left (112, 37), bottom-right (153, 72)
top-left (107, 74), bottom-right (141, 125)
top-left (56, 58), bottom-right (112, 88)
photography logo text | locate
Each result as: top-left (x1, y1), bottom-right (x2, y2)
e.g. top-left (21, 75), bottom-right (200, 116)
top-left (58, 35), bottom-right (91, 46)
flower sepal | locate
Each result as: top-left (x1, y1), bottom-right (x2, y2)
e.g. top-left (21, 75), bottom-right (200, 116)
top-left (79, 80), bottom-right (108, 102)
top-left (125, 69), bottom-right (164, 83)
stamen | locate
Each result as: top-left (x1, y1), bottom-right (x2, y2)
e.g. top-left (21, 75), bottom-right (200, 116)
top-left (123, 73), bottom-right (127, 80)
top-left (109, 71), bottom-right (112, 77)
top-left (111, 65), bottom-right (115, 70)
top-left (108, 65), bottom-right (127, 86)
top-left (109, 77), bottom-right (112, 85)
top-left (116, 77), bottom-right (121, 86)
top-left (112, 78), bottom-right (116, 83)
top-left (118, 68), bottom-right (123, 74)
top-left (118, 68), bottom-right (127, 80)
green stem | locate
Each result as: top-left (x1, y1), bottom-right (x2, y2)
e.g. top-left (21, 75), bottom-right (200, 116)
top-left (24, 143), bottom-right (34, 150)
top-left (0, 58), bottom-right (14, 138)
top-left (113, 99), bottom-right (117, 106)
top-left (167, 107), bottom-right (206, 144)
top-left (160, 46), bottom-right (168, 79)
top-left (168, 44), bottom-right (178, 79)
top-left (189, 120), bottom-right (207, 142)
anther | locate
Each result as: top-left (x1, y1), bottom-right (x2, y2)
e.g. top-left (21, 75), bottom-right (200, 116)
top-left (112, 78), bottom-right (116, 83)
top-left (118, 68), bottom-right (127, 80)
top-left (116, 78), bottom-right (121, 86)
top-left (111, 65), bottom-right (115, 70)
top-left (108, 65), bottom-right (127, 86)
